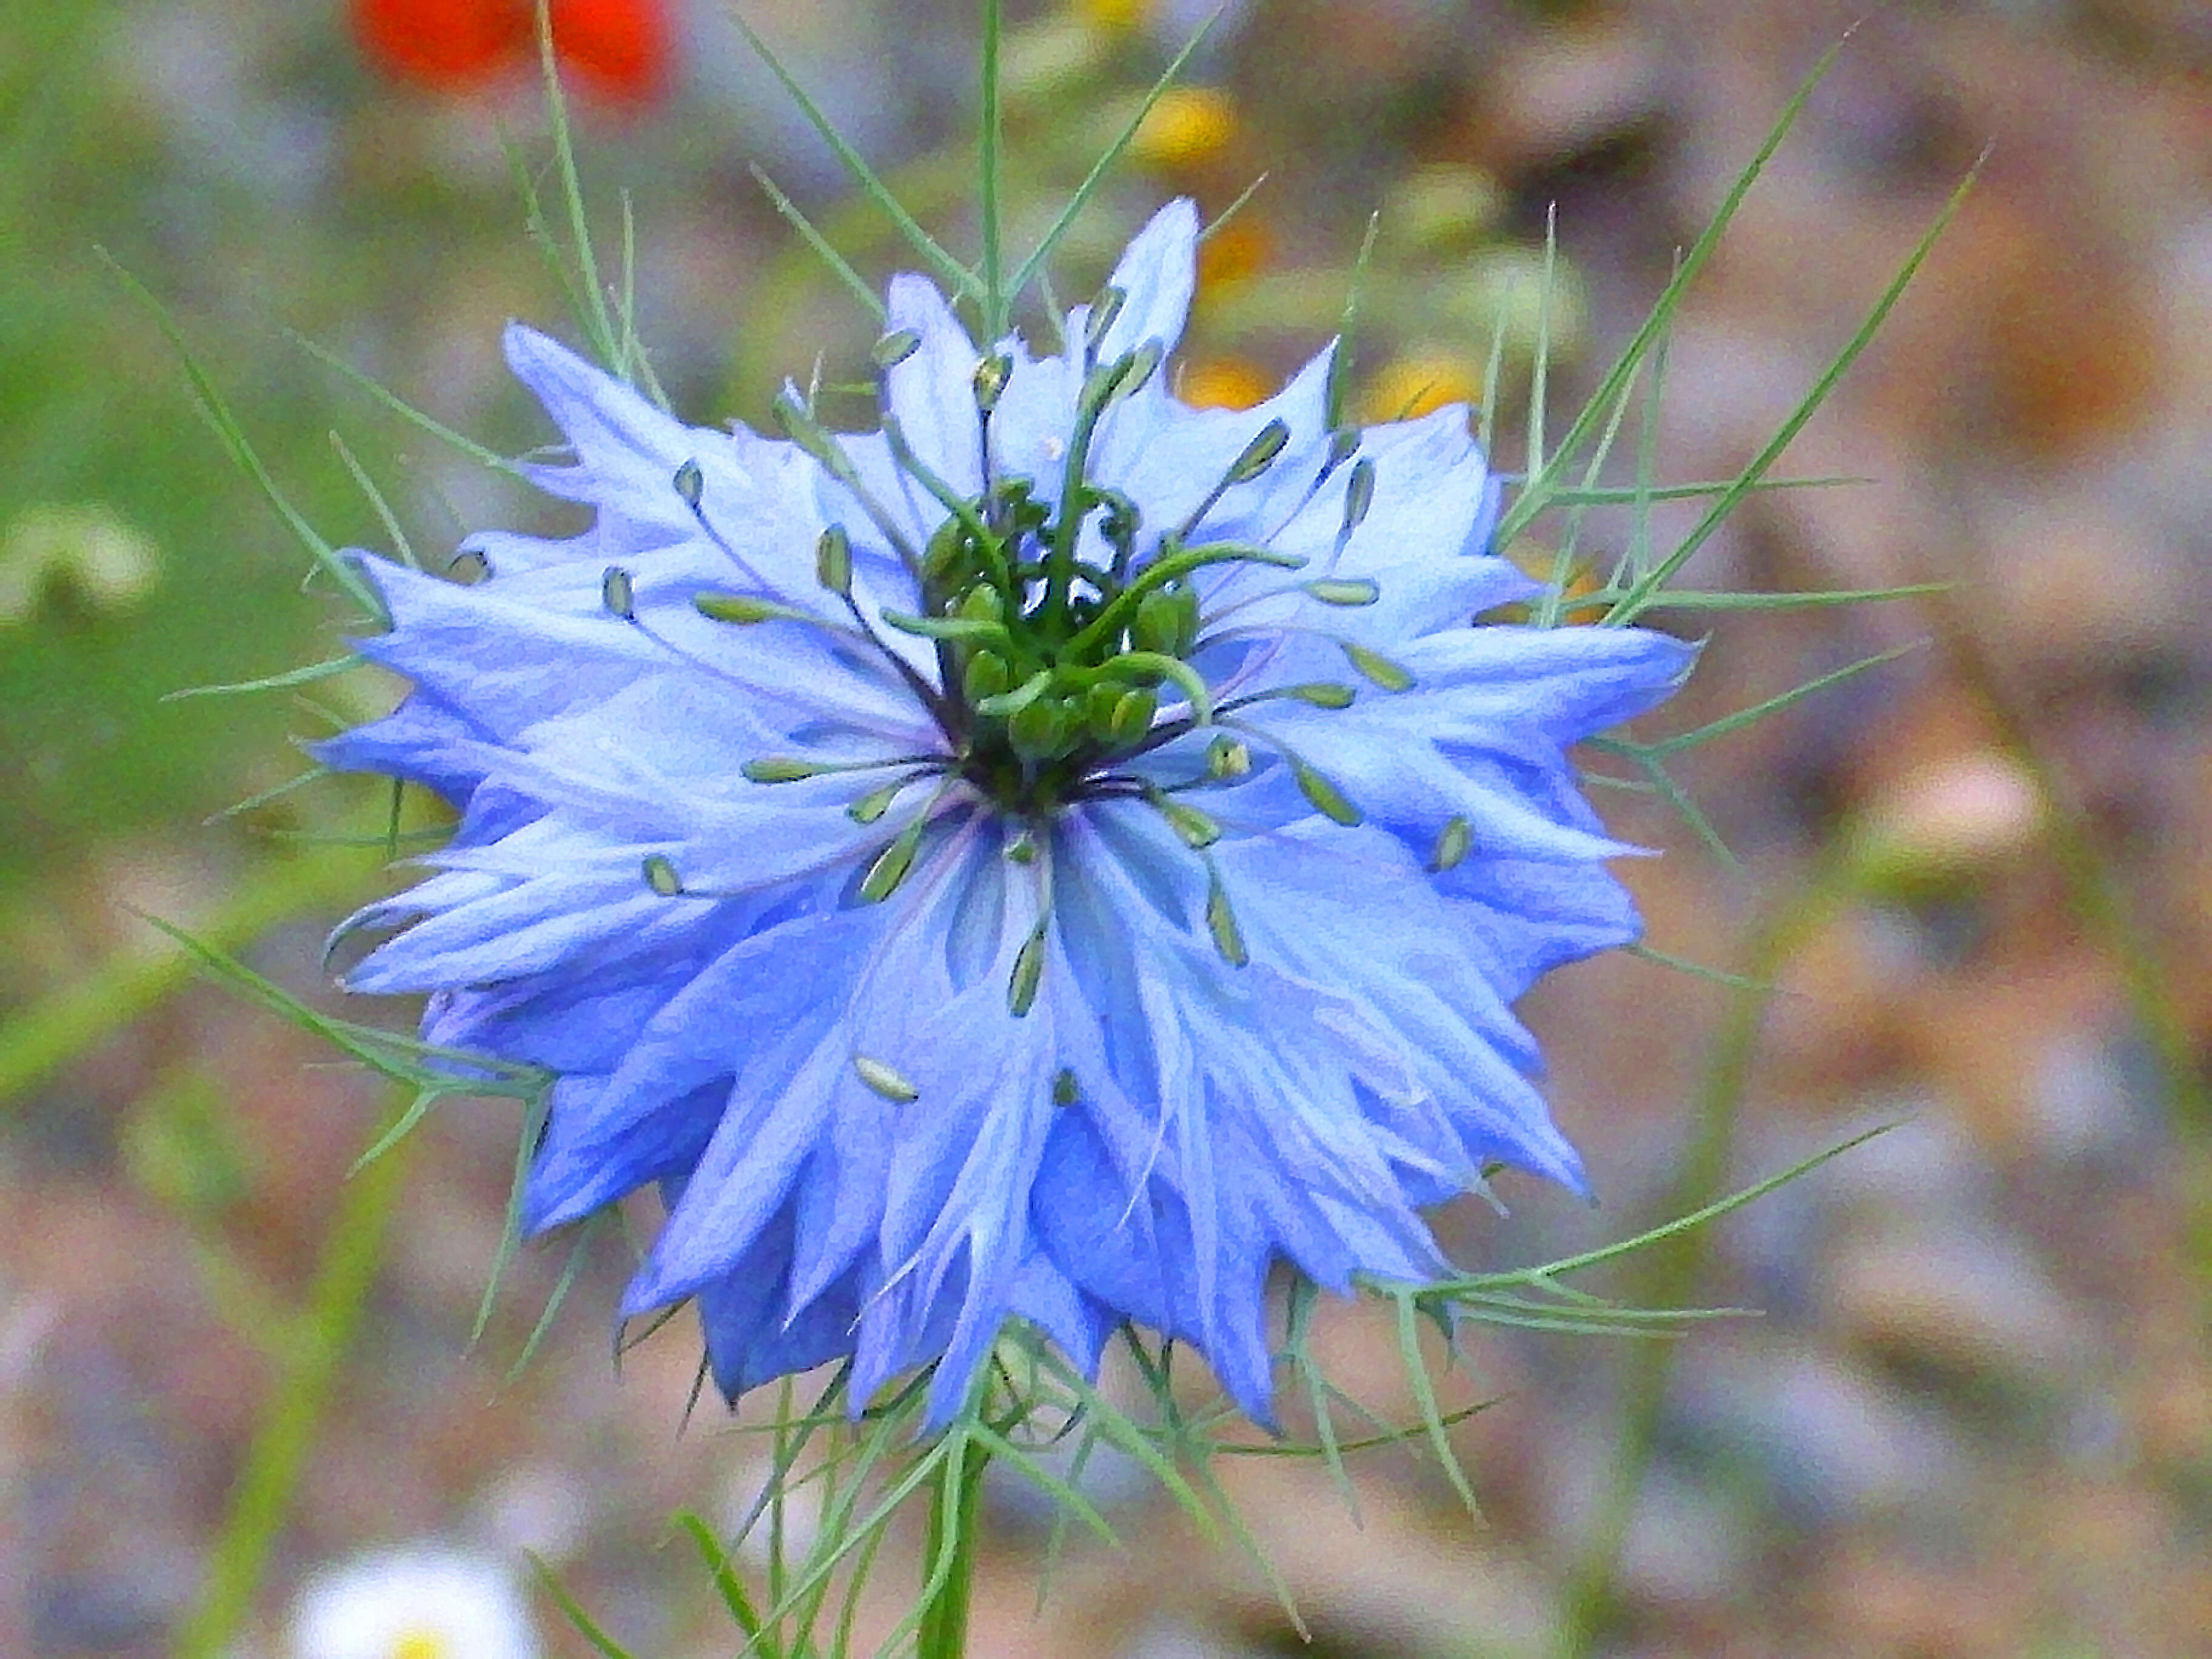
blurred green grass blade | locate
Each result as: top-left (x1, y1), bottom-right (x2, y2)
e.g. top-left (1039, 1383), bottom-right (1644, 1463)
top-left (103, 255), bottom-right (382, 620)
top-left (1497, 36), bottom-right (1846, 548)
top-left (978, 0), bottom-right (1007, 338)
top-left (0, 851), bottom-right (370, 1108)
top-left (675, 1511), bottom-right (768, 1643)
top-left (1646, 642), bottom-right (1918, 756)
top-left (1584, 582), bottom-right (1945, 612)
top-left (172, 1125), bottom-right (414, 1659)
top-left (727, 7), bottom-right (976, 301)
top-left (1007, 16), bottom-right (1217, 305)
top-left (1448, 1122), bottom-right (1894, 1293)
top-left (1604, 154), bottom-right (1984, 626)
top-left (1325, 211), bottom-right (1382, 431)
top-left (749, 163), bottom-right (890, 323)
top-left (530, 1554), bottom-right (637, 1659)
top-left (533, 1), bottom-right (621, 370)
top-left (329, 430), bottom-right (420, 568)
top-left (165, 655), bottom-right (361, 700)
top-left (291, 331), bottom-right (508, 471)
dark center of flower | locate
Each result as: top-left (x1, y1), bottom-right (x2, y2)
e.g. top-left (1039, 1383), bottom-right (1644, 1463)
top-left (637, 292), bottom-right (1418, 999)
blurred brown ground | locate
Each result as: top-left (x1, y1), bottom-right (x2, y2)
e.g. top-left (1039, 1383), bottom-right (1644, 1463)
top-left (5, 1), bottom-right (2212, 1655)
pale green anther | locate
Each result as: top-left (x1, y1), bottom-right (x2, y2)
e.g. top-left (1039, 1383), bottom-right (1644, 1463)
top-left (1304, 577), bottom-right (1380, 606)
top-left (1292, 757), bottom-right (1364, 826)
top-left (1341, 640), bottom-right (1415, 691)
top-left (1205, 871), bottom-right (1248, 967)
top-left (873, 328), bottom-right (922, 369)
top-left (1005, 829), bottom-right (1037, 865)
top-left (1326, 428), bottom-right (1360, 471)
top-left (854, 1056), bottom-right (920, 1103)
top-left (923, 515), bottom-right (968, 588)
top-left (1085, 285), bottom-right (1127, 353)
top-left (741, 757), bottom-right (825, 783)
top-left (816, 525), bottom-right (853, 597)
top-left (770, 392), bottom-right (847, 475)
top-left (960, 646), bottom-right (1013, 703)
top-left (957, 586), bottom-right (1004, 623)
top-left (1430, 815), bottom-right (1472, 873)
top-left (1341, 457), bottom-right (1376, 537)
top-left (1207, 734), bottom-right (1251, 778)
top-left (672, 458), bottom-right (703, 510)
top-left (1120, 339), bottom-right (1165, 398)
top-left (1224, 418), bottom-right (1290, 485)
top-left (1285, 682), bottom-right (1356, 709)
top-left (974, 668), bottom-right (1053, 717)
top-left (1108, 688), bottom-right (1158, 747)
top-left (1007, 926), bottom-right (1047, 1015)
top-left (848, 780), bottom-right (904, 825)
top-left (1007, 695), bottom-right (1070, 761)
top-left (1131, 585), bottom-right (1198, 657)
top-left (601, 566), bottom-right (635, 619)
top-left (882, 609), bottom-right (1006, 644)
top-left (1156, 794), bottom-right (1221, 849)
top-left (1079, 350), bottom-right (1136, 417)
top-left (642, 854), bottom-right (685, 897)
top-left (972, 352), bottom-right (1011, 412)
top-left (448, 548), bottom-right (489, 582)
top-left (695, 592), bottom-right (800, 625)
top-left (1084, 682), bottom-right (1125, 742)
top-left (1052, 1068), bottom-right (1079, 1107)
top-left (963, 649), bottom-right (1013, 703)
top-left (860, 816), bottom-right (928, 902)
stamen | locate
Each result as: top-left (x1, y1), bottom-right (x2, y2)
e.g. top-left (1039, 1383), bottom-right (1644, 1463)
top-left (1007, 922), bottom-right (1048, 1015)
top-left (1084, 284), bottom-right (1128, 358)
top-left (872, 328), bottom-right (922, 369)
top-left (1205, 867), bottom-right (1248, 967)
top-left (1224, 418), bottom-right (1291, 486)
top-left (854, 1056), bottom-right (920, 1102)
top-left (742, 754), bottom-right (936, 784)
top-left (1172, 416), bottom-right (1291, 541)
top-left (1302, 577), bottom-right (1379, 606)
top-left (1341, 640), bottom-right (1415, 691)
top-left (971, 352), bottom-right (1011, 412)
top-left (816, 525), bottom-right (853, 597)
top-left (693, 592), bottom-right (817, 625)
top-left (1290, 756), bottom-right (1363, 826)
top-left (848, 777), bottom-right (914, 824)
top-left (859, 816), bottom-right (927, 902)
top-left (1335, 456), bottom-right (1376, 555)
top-left (601, 566), bottom-right (635, 620)
top-left (1145, 786), bottom-right (1221, 849)
top-left (1430, 815), bottom-right (1472, 872)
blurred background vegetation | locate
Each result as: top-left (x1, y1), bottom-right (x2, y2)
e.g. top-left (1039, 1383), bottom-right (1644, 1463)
top-left (6, 1), bottom-right (2212, 1655)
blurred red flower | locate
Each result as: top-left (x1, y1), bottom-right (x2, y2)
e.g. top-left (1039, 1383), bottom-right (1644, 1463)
top-left (350, 0), bottom-right (671, 107)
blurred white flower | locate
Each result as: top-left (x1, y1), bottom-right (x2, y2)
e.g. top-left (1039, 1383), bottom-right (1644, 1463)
top-left (287, 1545), bottom-right (539, 1659)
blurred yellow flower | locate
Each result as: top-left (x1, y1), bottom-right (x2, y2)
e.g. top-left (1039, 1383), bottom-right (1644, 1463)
top-left (1132, 86), bottom-right (1239, 167)
top-left (1176, 356), bottom-right (1274, 410)
top-left (1359, 354), bottom-right (1482, 423)
top-left (1195, 213), bottom-right (1272, 295)
top-left (1078, 0), bottom-right (1151, 35)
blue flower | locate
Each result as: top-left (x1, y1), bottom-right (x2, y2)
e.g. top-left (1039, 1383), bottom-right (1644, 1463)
top-left (324, 201), bottom-right (1695, 1426)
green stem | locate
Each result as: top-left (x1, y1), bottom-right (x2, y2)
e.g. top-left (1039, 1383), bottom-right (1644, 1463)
top-left (0, 846), bottom-right (375, 1107)
top-left (1550, 853), bottom-right (1855, 1657)
top-left (978, 0), bottom-right (1006, 341)
top-left (172, 1125), bottom-right (416, 1658)
top-left (914, 1434), bottom-right (991, 1659)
